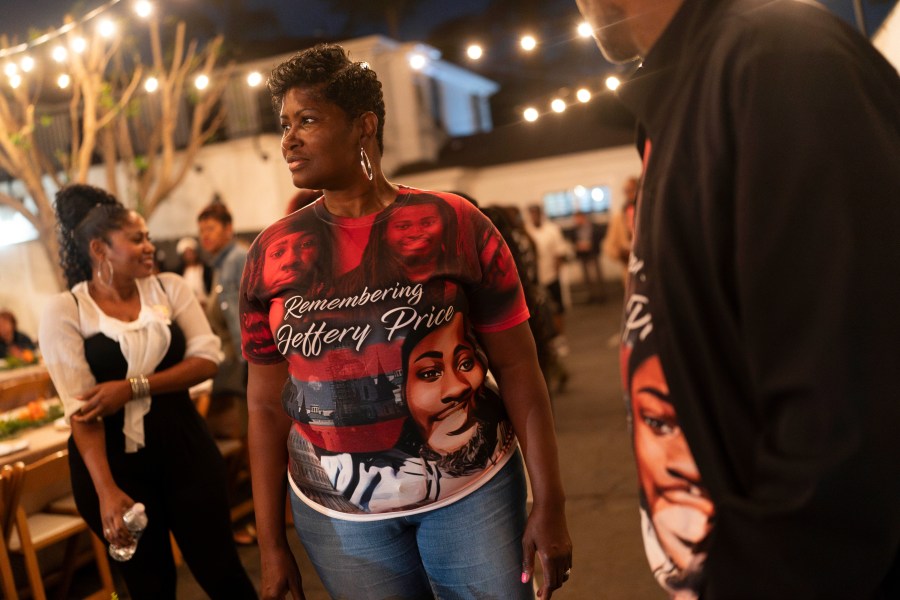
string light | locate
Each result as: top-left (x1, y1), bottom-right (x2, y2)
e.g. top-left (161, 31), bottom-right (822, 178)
top-left (246, 71), bottom-right (263, 87)
top-left (408, 53), bottom-right (428, 70)
top-left (466, 44), bottom-right (483, 61)
top-left (135, 0), bottom-right (153, 18)
top-left (0, 0), bottom-right (626, 128)
top-left (97, 19), bottom-right (117, 38)
top-left (71, 37), bottom-right (88, 54)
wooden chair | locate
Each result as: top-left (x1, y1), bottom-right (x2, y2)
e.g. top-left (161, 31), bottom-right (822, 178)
top-left (191, 390), bottom-right (253, 523)
top-left (8, 450), bottom-right (114, 600)
top-left (0, 461), bottom-right (25, 600)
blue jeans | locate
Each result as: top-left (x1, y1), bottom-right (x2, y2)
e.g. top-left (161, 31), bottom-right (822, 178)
top-left (290, 451), bottom-right (533, 600)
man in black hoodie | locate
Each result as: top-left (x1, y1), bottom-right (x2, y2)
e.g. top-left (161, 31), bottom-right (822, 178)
top-left (575, 0), bottom-right (900, 597)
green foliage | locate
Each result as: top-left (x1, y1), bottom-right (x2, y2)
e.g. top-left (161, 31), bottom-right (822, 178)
top-left (0, 402), bottom-right (63, 441)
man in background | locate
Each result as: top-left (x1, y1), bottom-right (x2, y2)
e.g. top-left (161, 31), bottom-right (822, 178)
top-left (567, 211), bottom-right (607, 303)
top-left (197, 200), bottom-right (248, 441)
top-left (576, 0), bottom-right (900, 597)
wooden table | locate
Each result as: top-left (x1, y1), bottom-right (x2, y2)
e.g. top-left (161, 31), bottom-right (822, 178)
top-left (0, 364), bottom-right (55, 414)
top-left (0, 421), bottom-right (70, 467)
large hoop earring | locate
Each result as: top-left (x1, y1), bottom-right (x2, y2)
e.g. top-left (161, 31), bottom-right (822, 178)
top-left (97, 258), bottom-right (114, 287)
top-left (360, 147), bottom-right (374, 181)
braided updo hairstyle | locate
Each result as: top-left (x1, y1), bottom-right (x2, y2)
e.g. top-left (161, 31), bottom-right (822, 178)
top-left (55, 184), bottom-right (131, 288)
top-left (267, 43), bottom-right (386, 153)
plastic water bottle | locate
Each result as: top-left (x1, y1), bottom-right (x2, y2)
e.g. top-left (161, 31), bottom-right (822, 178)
top-left (108, 503), bottom-right (148, 562)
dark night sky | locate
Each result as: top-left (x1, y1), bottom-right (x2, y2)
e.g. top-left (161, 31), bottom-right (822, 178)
top-left (2, 0), bottom-right (896, 43)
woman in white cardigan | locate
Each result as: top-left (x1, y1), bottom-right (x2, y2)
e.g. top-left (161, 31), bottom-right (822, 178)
top-left (39, 184), bottom-right (256, 600)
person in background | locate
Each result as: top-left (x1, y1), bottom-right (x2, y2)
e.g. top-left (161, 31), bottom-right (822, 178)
top-left (0, 308), bottom-right (36, 362)
top-left (241, 43), bottom-right (571, 600)
top-left (602, 176), bottom-right (639, 289)
top-left (483, 204), bottom-right (568, 396)
top-left (576, 0), bottom-right (900, 597)
top-left (567, 211), bottom-right (607, 303)
top-left (174, 236), bottom-right (211, 309)
top-left (38, 184), bottom-right (256, 600)
top-left (526, 205), bottom-right (569, 335)
top-left (197, 201), bottom-right (248, 441)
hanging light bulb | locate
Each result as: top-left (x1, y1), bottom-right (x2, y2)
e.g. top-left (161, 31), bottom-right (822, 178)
top-left (135, 0), bottom-right (154, 18)
top-left (144, 76), bottom-right (159, 93)
top-left (52, 46), bottom-right (68, 63)
top-left (466, 44), bottom-right (483, 61)
top-left (520, 35), bottom-right (537, 52)
top-left (408, 53), bottom-right (427, 70)
top-left (57, 73), bottom-right (71, 89)
top-left (20, 56), bottom-right (35, 73)
top-left (576, 88), bottom-right (592, 103)
top-left (605, 76), bottom-right (621, 91)
top-left (98, 19), bottom-right (116, 38)
top-left (194, 74), bottom-right (210, 90)
top-left (246, 71), bottom-right (263, 87)
top-left (577, 22), bottom-right (593, 38)
top-left (523, 107), bottom-right (539, 122)
top-left (71, 37), bottom-right (88, 54)
top-left (551, 98), bottom-right (567, 113)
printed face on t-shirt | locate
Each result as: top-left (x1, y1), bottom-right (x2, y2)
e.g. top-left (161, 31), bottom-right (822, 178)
top-left (385, 204), bottom-right (444, 265)
top-left (630, 354), bottom-right (713, 572)
top-left (405, 312), bottom-right (484, 454)
top-left (262, 231), bottom-right (320, 290)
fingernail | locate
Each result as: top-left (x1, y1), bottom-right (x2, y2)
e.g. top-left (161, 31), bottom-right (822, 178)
top-left (521, 572), bottom-right (530, 584)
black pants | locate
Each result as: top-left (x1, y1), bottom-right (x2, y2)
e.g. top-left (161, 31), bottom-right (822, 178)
top-left (68, 394), bottom-right (257, 600)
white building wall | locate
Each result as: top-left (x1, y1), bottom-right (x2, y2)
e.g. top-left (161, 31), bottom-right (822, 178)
top-left (873, 5), bottom-right (900, 72)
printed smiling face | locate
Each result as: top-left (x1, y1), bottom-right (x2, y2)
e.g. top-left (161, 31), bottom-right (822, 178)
top-left (405, 312), bottom-right (485, 454)
top-left (630, 355), bottom-right (713, 573)
top-left (385, 204), bottom-right (444, 265)
top-left (262, 230), bottom-right (320, 290)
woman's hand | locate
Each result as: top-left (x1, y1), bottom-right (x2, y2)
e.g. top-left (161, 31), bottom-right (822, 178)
top-left (259, 544), bottom-right (305, 599)
top-left (71, 380), bottom-right (132, 423)
top-left (522, 503), bottom-right (573, 598)
top-left (97, 485), bottom-right (136, 547)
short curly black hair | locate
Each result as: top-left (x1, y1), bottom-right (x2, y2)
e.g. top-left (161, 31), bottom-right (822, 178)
top-left (267, 43), bottom-right (386, 153)
top-left (55, 184), bottom-right (130, 288)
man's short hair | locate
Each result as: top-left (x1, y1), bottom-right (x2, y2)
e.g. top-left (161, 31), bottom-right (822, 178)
top-left (198, 202), bottom-right (232, 226)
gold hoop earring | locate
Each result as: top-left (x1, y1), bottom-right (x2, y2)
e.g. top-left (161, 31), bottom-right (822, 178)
top-left (360, 147), bottom-right (374, 181)
top-left (97, 258), bottom-right (114, 287)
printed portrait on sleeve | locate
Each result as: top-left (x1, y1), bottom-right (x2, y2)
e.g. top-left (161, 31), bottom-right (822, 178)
top-left (245, 211), bottom-right (333, 300)
top-left (621, 289), bottom-right (714, 597)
